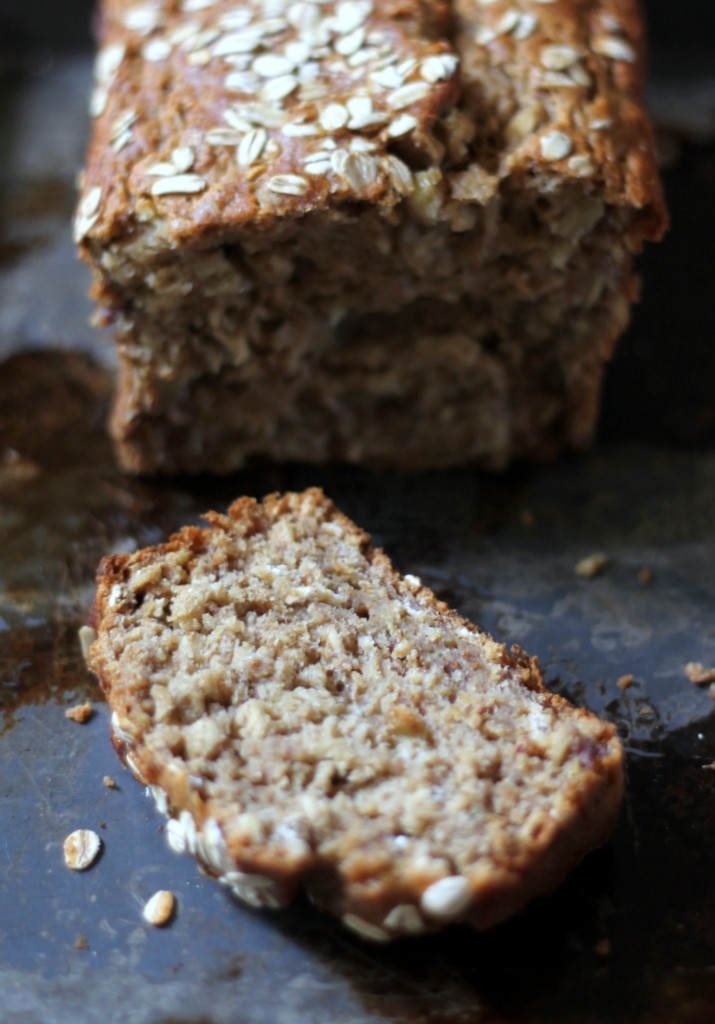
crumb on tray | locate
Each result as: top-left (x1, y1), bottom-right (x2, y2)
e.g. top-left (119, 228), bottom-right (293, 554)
top-left (575, 553), bottom-right (609, 579)
top-left (65, 702), bottom-right (93, 723)
top-left (685, 662), bottom-right (715, 685)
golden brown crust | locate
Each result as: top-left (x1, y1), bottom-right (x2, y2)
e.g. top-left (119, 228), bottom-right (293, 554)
top-left (76, 0), bottom-right (666, 247)
top-left (89, 487), bottom-right (624, 939)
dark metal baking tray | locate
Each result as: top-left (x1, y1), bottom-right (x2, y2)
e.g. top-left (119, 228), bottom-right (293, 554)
top-left (1, 3), bottom-right (715, 1020)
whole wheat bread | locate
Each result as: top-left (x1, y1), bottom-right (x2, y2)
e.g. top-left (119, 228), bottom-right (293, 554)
top-left (89, 489), bottom-right (623, 939)
top-left (76, 0), bottom-right (666, 474)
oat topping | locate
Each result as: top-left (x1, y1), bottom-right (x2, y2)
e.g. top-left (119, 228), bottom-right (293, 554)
top-left (237, 126), bottom-right (269, 165)
top-left (75, 0), bottom-right (653, 227)
top-left (512, 12), bottom-right (538, 40)
top-left (143, 889), bottom-right (176, 926)
top-left (386, 112), bottom-right (418, 137)
top-left (266, 172), bottom-right (311, 195)
top-left (123, 5), bottom-right (163, 35)
top-left (89, 42), bottom-right (125, 117)
top-left (143, 39), bottom-right (172, 61)
top-left (591, 35), bottom-right (637, 63)
top-left (319, 102), bottom-right (349, 131)
top-left (386, 81), bottom-right (432, 109)
top-left (477, 9), bottom-right (522, 45)
top-left (78, 625), bottom-right (96, 663)
top-left (342, 913), bottom-right (391, 942)
top-left (110, 108), bottom-right (138, 153)
top-left (85, 0), bottom-right (468, 209)
top-left (420, 875), bottom-right (473, 920)
top-left (568, 154), bottom-right (595, 176)
top-left (539, 130), bottom-right (573, 161)
top-left (147, 147), bottom-right (196, 176)
top-left (382, 153), bottom-right (414, 194)
top-left (151, 173), bottom-right (208, 196)
top-left (63, 829), bottom-right (102, 871)
top-left (73, 187), bottom-right (102, 243)
top-left (540, 45), bottom-right (581, 71)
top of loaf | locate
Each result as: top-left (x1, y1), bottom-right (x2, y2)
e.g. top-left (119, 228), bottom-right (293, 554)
top-left (75, 0), bottom-right (666, 246)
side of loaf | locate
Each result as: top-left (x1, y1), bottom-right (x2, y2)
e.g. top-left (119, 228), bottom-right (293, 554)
top-left (88, 488), bottom-right (624, 940)
top-left (76, 0), bottom-right (666, 474)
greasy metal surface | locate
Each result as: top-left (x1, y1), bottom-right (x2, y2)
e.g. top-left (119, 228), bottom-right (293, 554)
top-left (2, 5), bottom-right (715, 1021)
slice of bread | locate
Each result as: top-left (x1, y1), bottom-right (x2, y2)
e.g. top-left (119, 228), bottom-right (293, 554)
top-left (89, 488), bottom-right (623, 940)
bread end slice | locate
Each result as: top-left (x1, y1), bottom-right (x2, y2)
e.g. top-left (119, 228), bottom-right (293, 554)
top-left (89, 488), bottom-right (623, 939)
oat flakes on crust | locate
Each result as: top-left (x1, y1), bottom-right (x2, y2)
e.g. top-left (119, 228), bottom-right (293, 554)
top-left (88, 488), bottom-right (624, 939)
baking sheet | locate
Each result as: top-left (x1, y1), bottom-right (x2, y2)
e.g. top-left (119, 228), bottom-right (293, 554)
top-left (2, 5), bottom-right (715, 1021)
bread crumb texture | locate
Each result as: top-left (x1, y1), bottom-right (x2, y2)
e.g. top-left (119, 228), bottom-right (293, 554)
top-left (90, 488), bottom-right (623, 938)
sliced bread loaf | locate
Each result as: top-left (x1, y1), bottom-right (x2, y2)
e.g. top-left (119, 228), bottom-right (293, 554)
top-left (89, 488), bottom-right (623, 940)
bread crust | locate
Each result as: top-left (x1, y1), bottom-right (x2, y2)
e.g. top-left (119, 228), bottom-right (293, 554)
top-left (89, 488), bottom-right (623, 939)
top-left (77, 0), bottom-right (665, 244)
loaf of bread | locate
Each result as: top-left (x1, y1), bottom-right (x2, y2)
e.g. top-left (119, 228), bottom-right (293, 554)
top-left (75, 0), bottom-right (666, 474)
top-left (88, 488), bottom-right (623, 939)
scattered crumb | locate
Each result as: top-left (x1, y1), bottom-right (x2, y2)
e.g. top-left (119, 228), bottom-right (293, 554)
top-left (638, 707), bottom-right (652, 717)
top-left (616, 674), bottom-right (634, 690)
top-left (65, 702), bottom-right (93, 723)
top-left (74, 933), bottom-right (89, 951)
top-left (103, 775), bottom-right (117, 788)
top-left (143, 890), bottom-right (175, 927)
top-left (63, 829), bottom-right (102, 871)
top-left (98, 821), bottom-right (106, 829)
top-left (685, 662), bottom-right (715, 685)
top-left (520, 509), bottom-right (535, 529)
top-left (638, 567), bottom-right (654, 585)
top-left (78, 625), bottom-right (96, 663)
top-left (594, 938), bottom-right (611, 958)
top-left (709, 684), bottom-right (715, 701)
top-left (575, 553), bottom-right (609, 579)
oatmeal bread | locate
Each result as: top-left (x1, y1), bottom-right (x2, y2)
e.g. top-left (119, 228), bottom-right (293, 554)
top-left (75, 0), bottom-right (666, 474)
top-left (88, 488), bottom-right (624, 939)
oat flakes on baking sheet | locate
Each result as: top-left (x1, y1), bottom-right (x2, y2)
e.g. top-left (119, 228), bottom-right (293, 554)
top-left (143, 889), bottom-right (175, 926)
top-left (63, 829), bottom-right (102, 871)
